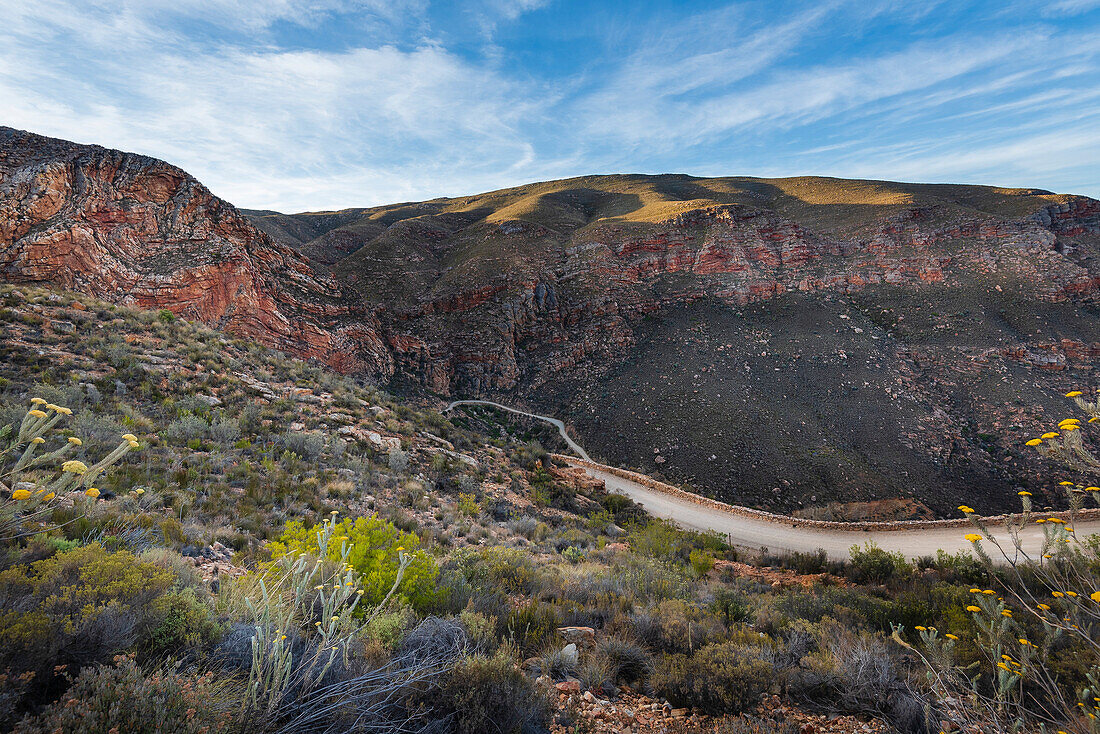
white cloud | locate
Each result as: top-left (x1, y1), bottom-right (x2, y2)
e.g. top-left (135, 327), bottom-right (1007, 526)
top-left (0, 0), bottom-right (1096, 209)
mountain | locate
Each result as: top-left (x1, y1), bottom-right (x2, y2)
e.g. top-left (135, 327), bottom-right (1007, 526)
top-left (4, 127), bottom-right (1100, 516)
top-left (0, 127), bottom-right (391, 374)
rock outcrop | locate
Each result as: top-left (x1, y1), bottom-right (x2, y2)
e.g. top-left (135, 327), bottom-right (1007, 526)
top-left (0, 127), bottom-right (391, 375)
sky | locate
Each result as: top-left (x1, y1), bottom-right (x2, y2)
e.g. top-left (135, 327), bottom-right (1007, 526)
top-left (1, 0), bottom-right (1098, 212)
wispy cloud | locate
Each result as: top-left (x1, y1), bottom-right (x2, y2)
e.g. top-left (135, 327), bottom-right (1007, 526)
top-left (0, 0), bottom-right (1096, 209)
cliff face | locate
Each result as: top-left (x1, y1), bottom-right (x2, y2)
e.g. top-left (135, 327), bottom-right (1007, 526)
top-left (5, 128), bottom-right (1100, 515)
top-left (0, 128), bottom-right (391, 375)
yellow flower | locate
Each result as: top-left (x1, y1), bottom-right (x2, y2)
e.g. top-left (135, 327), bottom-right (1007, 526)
top-left (122, 433), bottom-right (137, 442)
top-left (85, 487), bottom-right (100, 499)
top-left (30, 398), bottom-right (46, 405)
top-left (969, 588), bottom-right (981, 593)
top-left (966, 605), bottom-right (981, 612)
top-left (1001, 610), bottom-right (1012, 617)
top-left (1042, 432), bottom-right (1061, 439)
top-left (1025, 439), bottom-right (1042, 446)
top-left (1092, 592), bottom-right (1100, 603)
top-left (1091, 417), bottom-right (1100, 423)
top-left (1053, 591), bottom-right (1065, 597)
top-left (957, 505), bottom-right (974, 514)
top-left (1048, 517), bottom-right (1066, 524)
top-left (1018, 638), bottom-right (1031, 646)
top-left (11, 489), bottom-right (32, 500)
top-left (128, 440), bottom-right (140, 448)
top-left (1059, 418), bottom-right (1080, 426)
top-left (1063, 425), bottom-right (1081, 431)
top-left (1067, 591), bottom-right (1078, 597)
top-left (1066, 391), bottom-right (1084, 397)
top-left (1087, 487), bottom-right (1100, 492)
top-left (1018, 491), bottom-right (1032, 496)
top-left (133, 488), bottom-right (144, 495)
top-left (68, 437), bottom-right (82, 446)
top-left (31, 437), bottom-right (45, 444)
top-left (1036, 518), bottom-right (1046, 524)
top-left (1038, 603), bottom-right (1051, 610)
top-left (50, 405), bottom-right (72, 415)
top-left (28, 409), bottom-right (47, 418)
top-left (915, 626), bottom-right (927, 631)
top-left (396, 546), bottom-right (405, 552)
top-left (945, 633), bottom-right (959, 640)
top-left (1059, 481), bottom-right (1075, 486)
top-left (44, 492), bottom-right (54, 500)
top-left (61, 460), bottom-right (88, 474)
top-left (982, 589), bottom-right (996, 595)
top-left (965, 533), bottom-right (983, 542)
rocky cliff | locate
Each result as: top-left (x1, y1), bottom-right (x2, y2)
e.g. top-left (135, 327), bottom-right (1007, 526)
top-left (5, 128), bottom-right (1100, 515)
top-left (0, 127), bottom-right (391, 374)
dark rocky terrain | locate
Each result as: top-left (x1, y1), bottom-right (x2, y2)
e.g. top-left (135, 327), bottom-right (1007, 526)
top-left (4, 126), bottom-right (1100, 515)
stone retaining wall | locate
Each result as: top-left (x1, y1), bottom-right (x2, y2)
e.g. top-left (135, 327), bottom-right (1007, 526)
top-left (553, 454), bottom-right (1100, 533)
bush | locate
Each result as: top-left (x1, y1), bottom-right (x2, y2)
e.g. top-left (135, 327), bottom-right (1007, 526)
top-left (269, 517), bottom-right (440, 612)
top-left (144, 588), bottom-right (223, 658)
top-left (453, 545), bottom-right (537, 595)
top-left (597, 636), bottom-right (652, 686)
top-left (442, 653), bottom-right (551, 734)
top-left (503, 602), bottom-right (560, 654)
top-left (848, 542), bottom-right (910, 585)
top-left (652, 642), bottom-right (773, 715)
top-left (164, 414), bottom-right (207, 446)
top-left (280, 430), bottom-right (325, 459)
top-left (689, 549), bottom-right (715, 578)
top-left (0, 544), bottom-right (174, 674)
top-left (15, 656), bottom-right (240, 734)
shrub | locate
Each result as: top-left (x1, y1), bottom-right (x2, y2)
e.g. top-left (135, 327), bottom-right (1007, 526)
top-left (14, 656), bottom-right (240, 734)
top-left (0, 544), bottom-right (174, 674)
top-left (280, 430), bottom-right (325, 459)
top-left (652, 642), bottom-right (773, 715)
top-left (453, 545), bottom-right (537, 595)
top-left (597, 636), bottom-right (652, 686)
top-left (269, 516), bottom-right (440, 612)
top-left (503, 602), bottom-right (560, 654)
top-left (848, 542), bottom-right (910, 585)
top-left (689, 549), bottom-right (715, 578)
top-left (144, 588), bottom-right (223, 658)
top-left (710, 588), bottom-right (754, 627)
top-left (164, 414), bottom-right (208, 445)
top-left (442, 653), bottom-right (551, 734)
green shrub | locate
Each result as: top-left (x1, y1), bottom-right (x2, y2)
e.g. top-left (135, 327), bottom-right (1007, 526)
top-left (652, 642), bottom-right (773, 715)
top-left (442, 653), bottom-right (551, 734)
top-left (0, 544), bottom-right (174, 674)
top-left (453, 545), bottom-right (537, 595)
top-left (848, 542), bottom-right (910, 585)
top-left (144, 588), bottom-right (222, 658)
top-left (15, 656), bottom-right (240, 734)
top-left (270, 516), bottom-right (440, 612)
top-left (689, 549), bottom-right (715, 578)
top-left (503, 601), bottom-right (560, 654)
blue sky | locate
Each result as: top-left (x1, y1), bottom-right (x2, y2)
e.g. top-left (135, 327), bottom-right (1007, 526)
top-left (1, 0), bottom-right (1098, 211)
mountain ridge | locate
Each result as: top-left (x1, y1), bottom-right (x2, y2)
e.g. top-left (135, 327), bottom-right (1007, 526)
top-left (4, 126), bottom-right (1100, 515)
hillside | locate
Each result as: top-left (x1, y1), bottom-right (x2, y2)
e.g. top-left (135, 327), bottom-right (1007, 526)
top-left (0, 282), bottom-right (946, 734)
top-left (4, 127), bottom-right (1100, 516)
top-left (247, 174), bottom-right (1100, 517)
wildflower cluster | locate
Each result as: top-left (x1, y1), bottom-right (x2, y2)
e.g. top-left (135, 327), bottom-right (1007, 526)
top-left (224, 512), bottom-right (411, 715)
top-left (1, 401), bottom-right (141, 540)
top-left (903, 388), bottom-right (1100, 733)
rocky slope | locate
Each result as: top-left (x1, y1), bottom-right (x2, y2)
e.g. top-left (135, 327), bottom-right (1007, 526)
top-left (0, 127), bottom-right (390, 374)
top-left (4, 127), bottom-right (1100, 515)
top-left (249, 174), bottom-right (1100, 515)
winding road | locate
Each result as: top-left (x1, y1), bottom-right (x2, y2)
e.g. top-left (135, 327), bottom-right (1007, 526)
top-left (444, 400), bottom-right (592, 461)
top-left (445, 400), bottom-right (1100, 560)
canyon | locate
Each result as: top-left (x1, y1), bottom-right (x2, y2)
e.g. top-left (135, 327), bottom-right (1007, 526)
top-left (4, 126), bottom-right (1100, 515)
